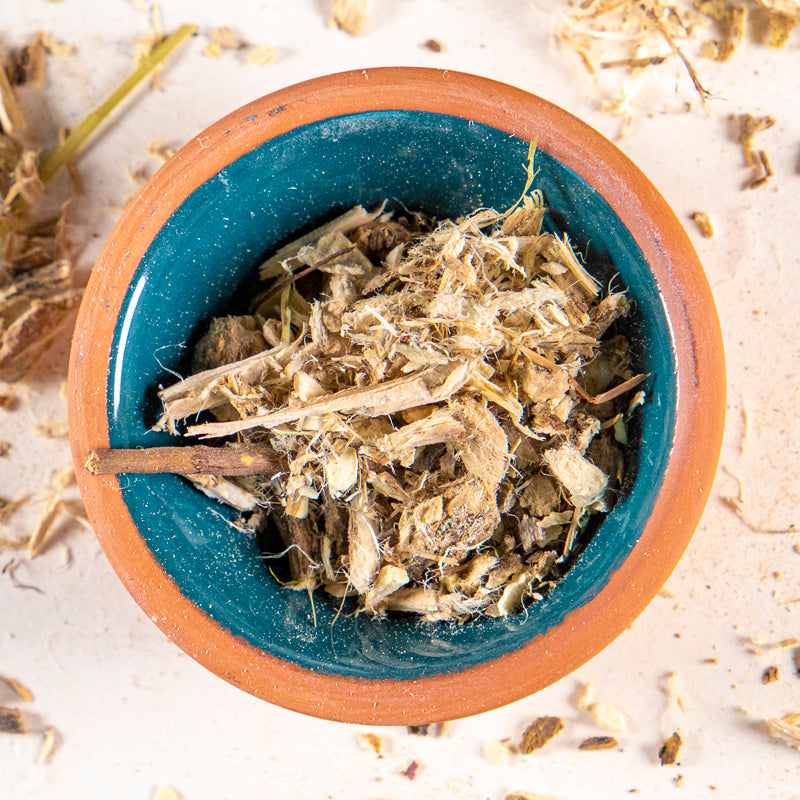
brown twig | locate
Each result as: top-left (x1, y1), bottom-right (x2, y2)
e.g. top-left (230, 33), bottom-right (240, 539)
top-left (85, 444), bottom-right (286, 477)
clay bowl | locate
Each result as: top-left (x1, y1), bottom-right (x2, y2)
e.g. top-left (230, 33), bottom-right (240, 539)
top-left (67, 68), bottom-right (725, 725)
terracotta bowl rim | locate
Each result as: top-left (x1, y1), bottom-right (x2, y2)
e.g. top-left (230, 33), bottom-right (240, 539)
top-left (67, 66), bottom-right (725, 725)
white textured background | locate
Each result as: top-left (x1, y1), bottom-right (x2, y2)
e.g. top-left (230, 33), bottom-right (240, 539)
top-left (1, 1), bottom-right (799, 798)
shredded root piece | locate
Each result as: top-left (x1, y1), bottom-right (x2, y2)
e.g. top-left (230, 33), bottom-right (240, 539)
top-left (37, 725), bottom-right (57, 764)
top-left (156, 193), bottom-right (644, 619)
top-left (358, 732), bottom-right (383, 754)
top-left (331, 0), bottom-right (371, 36)
top-left (765, 713), bottom-right (800, 749)
top-left (483, 738), bottom-right (516, 764)
top-left (246, 44), bottom-right (277, 66)
top-left (690, 211), bottom-right (715, 238)
top-left (150, 788), bottom-right (180, 800)
top-left (204, 27), bottom-right (247, 59)
top-left (588, 701), bottom-right (627, 733)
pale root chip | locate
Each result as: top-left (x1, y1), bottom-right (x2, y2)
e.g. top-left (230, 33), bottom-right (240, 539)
top-left (347, 493), bottom-right (380, 592)
top-left (151, 788), bottom-right (179, 800)
top-left (293, 371), bottom-right (326, 402)
top-left (377, 407), bottom-right (464, 467)
top-left (359, 732), bottom-right (383, 754)
top-left (453, 397), bottom-right (509, 487)
top-left (483, 738), bottom-right (515, 765)
top-left (246, 44), bottom-right (277, 66)
top-left (588, 702), bottom-right (627, 733)
top-left (28, 495), bottom-right (62, 558)
top-left (382, 587), bottom-right (440, 615)
top-left (37, 725), bottom-right (57, 764)
top-left (284, 473), bottom-right (319, 519)
top-left (189, 475), bottom-right (259, 512)
top-left (331, 0), bottom-right (371, 36)
top-left (324, 446), bottom-right (358, 497)
top-left (41, 33), bottom-right (77, 57)
top-left (515, 363), bottom-right (570, 403)
top-left (506, 794), bottom-right (560, 800)
top-left (765, 714), bottom-right (800, 749)
top-left (768, 11), bottom-right (798, 46)
top-left (576, 682), bottom-right (594, 711)
top-left (204, 27), bottom-right (246, 58)
top-left (542, 444), bottom-right (608, 507)
top-left (495, 571), bottom-right (532, 616)
top-left (689, 211), bottom-right (715, 238)
top-left (365, 564), bottom-right (409, 610)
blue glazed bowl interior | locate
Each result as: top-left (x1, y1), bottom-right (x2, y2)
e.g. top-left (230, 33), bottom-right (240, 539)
top-left (108, 110), bottom-right (676, 679)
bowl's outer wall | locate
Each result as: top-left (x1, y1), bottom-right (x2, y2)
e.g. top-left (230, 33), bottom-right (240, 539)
top-left (68, 68), bottom-right (725, 724)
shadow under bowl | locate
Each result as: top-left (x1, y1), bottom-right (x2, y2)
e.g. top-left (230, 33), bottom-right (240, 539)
top-left (67, 68), bottom-right (725, 725)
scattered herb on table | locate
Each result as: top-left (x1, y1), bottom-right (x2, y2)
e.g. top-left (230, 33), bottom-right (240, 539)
top-left (519, 715), bottom-right (565, 753)
top-left (579, 735), bottom-right (619, 750)
top-left (658, 731), bottom-right (682, 765)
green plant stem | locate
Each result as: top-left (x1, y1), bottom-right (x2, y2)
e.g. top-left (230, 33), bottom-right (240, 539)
top-left (38, 23), bottom-right (196, 184)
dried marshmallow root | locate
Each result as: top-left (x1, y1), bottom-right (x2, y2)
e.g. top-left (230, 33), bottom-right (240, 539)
top-left (331, 0), bottom-right (370, 36)
top-left (690, 211), bottom-right (715, 238)
top-left (37, 725), bottom-right (57, 764)
top-left (588, 702), bottom-right (627, 734)
top-left (765, 713), bottom-right (800, 749)
top-left (158, 195), bottom-right (643, 619)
